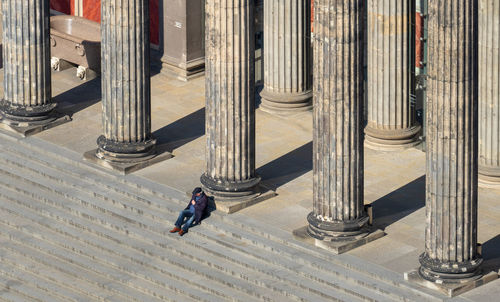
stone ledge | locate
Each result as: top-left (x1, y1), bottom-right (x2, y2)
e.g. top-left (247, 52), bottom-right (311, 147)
top-left (192, 184), bottom-right (277, 214)
top-left (83, 149), bottom-right (173, 175)
top-left (292, 225), bottom-right (385, 254)
top-left (213, 184), bottom-right (276, 214)
top-left (404, 269), bottom-right (499, 297)
top-left (0, 114), bottom-right (71, 137)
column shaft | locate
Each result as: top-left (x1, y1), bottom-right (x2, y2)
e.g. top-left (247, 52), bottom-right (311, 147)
top-left (201, 0), bottom-right (260, 197)
top-left (420, 0), bottom-right (482, 282)
top-left (0, 0), bottom-right (54, 123)
top-left (478, 0), bottom-right (500, 183)
top-left (98, 0), bottom-right (155, 162)
top-left (365, 0), bottom-right (420, 149)
top-left (307, 0), bottom-right (368, 240)
top-left (260, 0), bottom-right (312, 114)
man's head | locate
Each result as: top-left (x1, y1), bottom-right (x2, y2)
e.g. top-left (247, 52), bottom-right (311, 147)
top-left (192, 187), bottom-right (203, 196)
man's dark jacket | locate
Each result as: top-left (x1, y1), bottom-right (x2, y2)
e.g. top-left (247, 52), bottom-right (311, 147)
top-left (185, 192), bottom-right (208, 224)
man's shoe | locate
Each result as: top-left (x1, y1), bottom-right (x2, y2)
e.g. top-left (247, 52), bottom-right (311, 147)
top-left (179, 229), bottom-right (186, 236)
top-left (169, 227), bottom-right (181, 233)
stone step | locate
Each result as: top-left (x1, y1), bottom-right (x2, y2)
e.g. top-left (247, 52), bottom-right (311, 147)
top-left (0, 131), bottom-right (442, 301)
top-left (0, 162), bottom-right (375, 302)
top-left (0, 188), bottom-right (268, 302)
top-left (0, 209), bottom-right (267, 302)
top-left (0, 257), bottom-right (102, 302)
top-left (0, 154), bottom-right (402, 302)
top-left (0, 148), bottom-right (180, 221)
top-left (0, 130), bottom-right (187, 203)
top-left (0, 290), bottom-right (35, 302)
top-left (207, 211), bottom-right (441, 302)
top-left (0, 223), bottom-right (225, 302)
top-left (0, 271), bottom-right (68, 302)
top-left (0, 176), bottom-right (341, 301)
top-left (0, 184), bottom-right (346, 302)
top-left (0, 171), bottom-right (373, 302)
top-left (0, 143), bottom-right (435, 301)
top-left (0, 236), bottom-right (133, 302)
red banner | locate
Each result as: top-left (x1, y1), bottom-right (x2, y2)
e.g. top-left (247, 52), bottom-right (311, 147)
top-left (149, 0), bottom-right (159, 45)
top-left (50, 0), bottom-right (71, 15)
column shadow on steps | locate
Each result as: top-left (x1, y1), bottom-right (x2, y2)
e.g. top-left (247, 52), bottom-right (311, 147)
top-left (369, 175), bottom-right (425, 229)
top-left (482, 234), bottom-right (500, 274)
top-left (257, 141), bottom-right (312, 190)
top-left (153, 107), bottom-right (205, 152)
top-left (53, 76), bottom-right (101, 117)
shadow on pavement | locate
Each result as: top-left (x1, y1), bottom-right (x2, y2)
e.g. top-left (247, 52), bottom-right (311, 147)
top-left (482, 234), bottom-right (500, 274)
top-left (153, 107), bottom-right (205, 152)
top-left (370, 175), bottom-right (425, 229)
top-left (53, 76), bottom-right (101, 117)
top-left (257, 141), bottom-right (312, 190)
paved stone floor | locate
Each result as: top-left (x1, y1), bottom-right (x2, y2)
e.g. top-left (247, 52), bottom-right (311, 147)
top-left (1, 63), bottom-right (499, 300)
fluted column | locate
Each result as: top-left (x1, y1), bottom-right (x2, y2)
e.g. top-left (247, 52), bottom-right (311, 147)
top-left (420, 0), bottom-right (482, 282)
top-left (200, 0), bottom-right (260, 198)
top-left (307, 0), bottom-right (369, 240)
top-left (478, 0), bottom-right (500, 184)
top-left (365, 0), bottom-right (421, 150)
top-left (97, 0), bottom-right (156, 162)
top-left (260, 0), bottom-right (312, 115)
top-left (0, 0), bottom-right (55, 125)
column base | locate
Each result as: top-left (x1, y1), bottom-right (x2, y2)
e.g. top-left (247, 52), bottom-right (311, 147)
top-left (259, 89), bottom-right (312, 116)
top-left (364, 125), bottom-right (422, 151)
top-left (302, 211), bottom-right (385, 254)
top-left (478, 165), bottom-right (500, 188)
top-left (205, 184), bottom-right (277, 214)
top-left (82, 136), bottom-right (172, 174)
top-left (200, 174), bottom-right (276, 213)
top-left (404, 269), bottom-right (498, 297)
top-left (83, 148), bottom-right (172, 174)
top-left (0, 101), bottom-right (71, 137)
top-left (418, 252), bottom-right (483, 283)
top-left (293, 224), bottom-right (385, 254)
top-left (200, 173), bottom-right (261, 197)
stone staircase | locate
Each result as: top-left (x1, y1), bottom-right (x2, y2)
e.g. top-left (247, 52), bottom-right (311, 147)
top-left (0, 130), bottom-right (451, 302)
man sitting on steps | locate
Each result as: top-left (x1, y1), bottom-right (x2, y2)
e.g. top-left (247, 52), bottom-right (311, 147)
top-left (169, 187), bottom-right (208, 236)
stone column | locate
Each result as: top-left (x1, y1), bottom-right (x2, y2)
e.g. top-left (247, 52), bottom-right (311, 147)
top-left (307, 0), bottom-right (370, 242)
top-left (0, 0), bottom-right (55, 125)
top-left (260, 0), bottom-right (312, 115)
top-left (478, 0), bottom-right (500, 185)
top-left (419, 0), bottom-right (482, 282)
top-left (200, 0), bottom-right (260, 198)
top-left (365, 0), bottom-right (421, 150)
top-left (97, 0), bottom-right (156, 162)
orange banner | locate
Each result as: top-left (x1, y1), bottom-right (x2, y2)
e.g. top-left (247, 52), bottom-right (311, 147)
top-left (82, 0), bottom-right (100, 22)
top-left (415, 12), bottom-right (424, 68)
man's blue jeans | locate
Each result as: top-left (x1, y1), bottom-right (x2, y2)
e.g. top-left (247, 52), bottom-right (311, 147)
top-left (175, 209), bottom-right (196, 231)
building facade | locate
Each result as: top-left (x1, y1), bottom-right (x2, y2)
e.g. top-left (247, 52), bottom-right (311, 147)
top-left (1, 0), bottom-right (498, 297)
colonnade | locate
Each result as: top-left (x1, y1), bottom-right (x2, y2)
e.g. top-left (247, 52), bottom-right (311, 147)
top-left (0, 0), bottom-right (497, 292)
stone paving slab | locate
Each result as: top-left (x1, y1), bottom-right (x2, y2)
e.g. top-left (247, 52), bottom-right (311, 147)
top-left (0, 65), bottom-right (498, 300)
